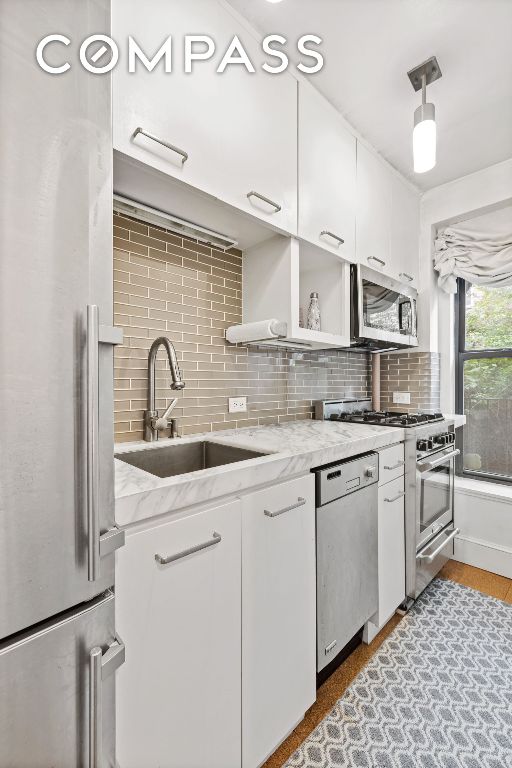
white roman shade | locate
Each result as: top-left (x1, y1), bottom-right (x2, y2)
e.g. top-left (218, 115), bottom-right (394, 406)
top-left (434, 206), bottom-right (512, 293)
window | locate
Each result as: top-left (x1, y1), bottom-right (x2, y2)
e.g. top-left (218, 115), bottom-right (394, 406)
top-left (455, 279), bottom-right (512, 483)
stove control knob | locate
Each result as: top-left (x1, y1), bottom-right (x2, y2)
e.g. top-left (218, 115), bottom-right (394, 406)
top-left (417, 439), bottom-right (429, 451)
top-left (365, 465), bottom-right (376, 479)
top-left (434, 434), bottom-right (449, 446)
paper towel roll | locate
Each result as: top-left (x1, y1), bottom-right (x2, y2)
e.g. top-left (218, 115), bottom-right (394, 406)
top-left (226, 319), bottom-right (287, 344)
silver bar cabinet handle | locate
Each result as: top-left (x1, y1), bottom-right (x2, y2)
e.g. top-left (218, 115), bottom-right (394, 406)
top-left (247, 190), bottom-right (282, 213)
top-left (87, 307), bottom-right (126, 582)
top-left (155, 532), bottom-right (222, 565)
top-left (87, 305), bottom-right (100, 582)
top-left (133, 127), bottom-right (189, 165)
top-left (384, 460), bottom-right (405, 470)
top-left (419, 449), bottom-right (460, 473)
top-left (320, 230), bottom-right (345, 246)
top-left (417, 528), bottom-right (460, 564)
top-left (264, 497), bottom-right (306, 518)
top-left (89, 647), bottom-right (102, 768)
top-left (89, 637), bottom-right (126, 768)
top-left (400, 272), bottom-right (414, 282)
top-left (384, 490), bottom-right (405, 503)
top-left (368, 255), bottom-right (386, 267)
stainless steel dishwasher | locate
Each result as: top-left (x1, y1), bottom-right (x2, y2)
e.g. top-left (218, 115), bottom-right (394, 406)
top-left (315, 452), bottom-right (379, 677)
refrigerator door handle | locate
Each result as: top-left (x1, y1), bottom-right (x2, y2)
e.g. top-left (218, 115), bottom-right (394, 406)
top-left (89, 636), bottom-right (126, 768)
top-left (87, 305), bottom-right (125, 582)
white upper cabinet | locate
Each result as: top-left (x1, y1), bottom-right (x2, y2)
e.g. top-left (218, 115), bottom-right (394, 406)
top-left (357, 141), bottom-right (420, 286)
top-left (390, 174), bottom-right (420, 287)
top-left (356, 141), bottom-right (392, 272)
top-left (113, 0), bottom-right (298, 233)
top-left (298, 82), bottom-right (356, 260)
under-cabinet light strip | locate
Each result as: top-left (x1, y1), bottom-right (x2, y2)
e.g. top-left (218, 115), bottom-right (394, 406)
top-left (113, 194), bottom-right (238, 252)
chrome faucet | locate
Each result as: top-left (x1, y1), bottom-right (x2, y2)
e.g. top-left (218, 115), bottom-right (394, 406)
top-left (144, 337), bottom-right (185, 441)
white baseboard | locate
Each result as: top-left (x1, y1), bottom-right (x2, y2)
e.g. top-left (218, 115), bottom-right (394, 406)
top-left (454, 534), bottom-right (512, 579)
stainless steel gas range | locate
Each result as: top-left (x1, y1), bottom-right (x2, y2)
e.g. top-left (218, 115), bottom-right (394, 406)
top-left (404, 420), bottom-right (459, 601)
top-left (316, 399), bottom-right (460, 603)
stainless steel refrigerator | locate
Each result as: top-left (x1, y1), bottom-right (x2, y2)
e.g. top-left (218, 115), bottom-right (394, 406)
top-left (0, 1), bottom-right (125, 764)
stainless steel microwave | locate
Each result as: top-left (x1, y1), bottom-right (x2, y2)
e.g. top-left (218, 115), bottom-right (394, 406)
top-left (350, 264), bottom-right (418, 350)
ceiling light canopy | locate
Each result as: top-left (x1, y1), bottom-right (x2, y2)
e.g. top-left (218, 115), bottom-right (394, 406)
top-left (407, 56), bottom-right (442, 174)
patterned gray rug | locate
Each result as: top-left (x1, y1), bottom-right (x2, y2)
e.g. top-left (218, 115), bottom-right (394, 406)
top-left (285, 578), bottom-right (512, 768)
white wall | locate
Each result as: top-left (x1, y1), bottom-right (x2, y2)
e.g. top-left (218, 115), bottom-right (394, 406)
top-left (419, 159), bottom-right (512, 578)
top-left (454, 481), bottom-right (512, 579)
top-left (418, 157), bottom-right (512, 411)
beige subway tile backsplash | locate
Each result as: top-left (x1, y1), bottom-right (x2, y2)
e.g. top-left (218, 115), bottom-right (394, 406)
top-left (113, 211), bottom-right (371, 441)
top-left (379, 352), bottom-right (441, 413)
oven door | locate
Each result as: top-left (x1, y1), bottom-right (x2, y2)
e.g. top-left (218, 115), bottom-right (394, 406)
top-left (354, 265), bottom-right (418, 348)
top-left (416, 447), bottom-right (460, 550)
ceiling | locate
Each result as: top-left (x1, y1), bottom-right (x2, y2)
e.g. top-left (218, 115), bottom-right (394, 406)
top-left (226, 0), bottom-right (512, 192)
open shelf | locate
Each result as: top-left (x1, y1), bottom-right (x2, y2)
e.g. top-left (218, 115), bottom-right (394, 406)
top-left (297, 240), bottom-right (350, 341)
top-left (235, 236), bottom-right (352, 350)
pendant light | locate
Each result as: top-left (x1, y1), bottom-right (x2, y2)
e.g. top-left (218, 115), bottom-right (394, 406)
top-left (407, 57), bottom-right (442, 174)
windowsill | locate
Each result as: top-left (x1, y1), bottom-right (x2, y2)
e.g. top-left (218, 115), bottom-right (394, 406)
top-left (455, 475), bottom-right (512, 502)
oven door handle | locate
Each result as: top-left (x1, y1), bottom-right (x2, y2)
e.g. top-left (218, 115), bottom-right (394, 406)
top-left (418, 449), bottom-right (460, 472)
top-left (417, 528), bottom-right (460, 564)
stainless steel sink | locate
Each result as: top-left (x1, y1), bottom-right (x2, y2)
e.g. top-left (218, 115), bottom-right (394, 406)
top-left (115, 441), bottom-right (267, 479)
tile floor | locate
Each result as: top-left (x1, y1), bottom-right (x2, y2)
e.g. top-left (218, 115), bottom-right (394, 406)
top-left (263, 560), bottom-right (512, 768)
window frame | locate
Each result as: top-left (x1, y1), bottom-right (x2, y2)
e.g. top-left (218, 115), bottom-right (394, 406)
top-left (455, 277), bottom-right (512, 485)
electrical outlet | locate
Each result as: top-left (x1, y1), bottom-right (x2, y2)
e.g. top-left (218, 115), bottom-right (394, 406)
top-left (393, 392), bottom-right (411, 405)
top-left (228, 397), bottom-right (247, 413)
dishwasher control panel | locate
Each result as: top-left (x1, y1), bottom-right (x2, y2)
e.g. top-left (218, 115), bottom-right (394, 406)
top-left (315, 452), bottom-right (379, 506)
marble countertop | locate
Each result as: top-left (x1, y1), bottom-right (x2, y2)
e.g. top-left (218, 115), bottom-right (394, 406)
top-left (115, 414), bottom-right (466, 528)
top-left (115, 420), bottom-right (404, 528)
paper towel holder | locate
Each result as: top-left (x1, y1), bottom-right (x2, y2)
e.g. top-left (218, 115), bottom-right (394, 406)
top-left (226, 320), bottom-right (288, 345)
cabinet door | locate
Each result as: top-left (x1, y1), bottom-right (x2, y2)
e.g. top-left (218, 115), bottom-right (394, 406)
top-left (116, 501), bottom-right (241, 768)
top-left (390, 174), bottom-right (420, 287)
top-left (356, 142), bottom-right (392, 272)
top-left (298, 82), bottom-right (356, 260)
top-left (242, 474), bottom-right (316, 768)
top-left (376, 477), bottom-right (405, 624)
top-left (113, 0), bottom-right (297, 233)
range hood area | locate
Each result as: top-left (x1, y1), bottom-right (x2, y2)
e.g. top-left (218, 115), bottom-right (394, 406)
top-left (225, 237), bottom-right (419, 352)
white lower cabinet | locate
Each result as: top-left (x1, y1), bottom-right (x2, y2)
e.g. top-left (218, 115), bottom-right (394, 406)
top-left (116, 500), bottom-right (242, 768)
top-left (364, 474), bottom-right (406, 643)
top-left (242, 474), bottom-right (316, 768)
top-left (116, 475), bottom-right (317, 768)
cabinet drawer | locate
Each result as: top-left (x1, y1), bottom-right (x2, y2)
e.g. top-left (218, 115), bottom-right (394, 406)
top-left (378, 443), bottom-right (405, 486)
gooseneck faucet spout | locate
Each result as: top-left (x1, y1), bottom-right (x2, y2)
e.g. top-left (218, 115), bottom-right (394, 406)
top-left (145, 337), bottom-right (185, 441)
